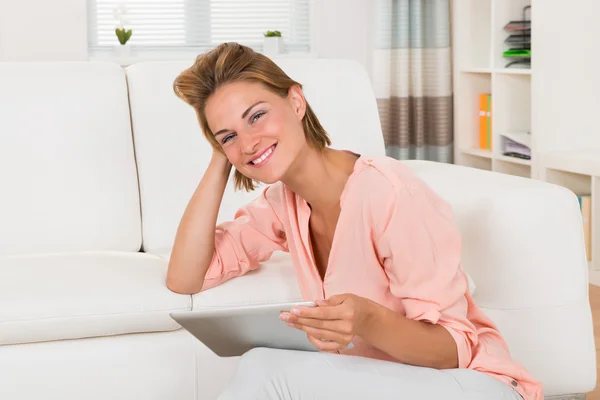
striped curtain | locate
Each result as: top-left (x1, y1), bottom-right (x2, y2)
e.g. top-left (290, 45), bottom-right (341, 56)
top-left (372, 0), bottom-right (453, 162)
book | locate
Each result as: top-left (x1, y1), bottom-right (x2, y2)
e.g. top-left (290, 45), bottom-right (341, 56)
top-left (479, 94), bottom-right (492, 150)
top-left (487, 94), bottom-right (492, 151)
top-left (577, 194), bottom-right (592, 262)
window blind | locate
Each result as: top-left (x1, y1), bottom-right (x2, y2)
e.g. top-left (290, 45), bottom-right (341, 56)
top-left (87, 0), bottom-right (312, 54)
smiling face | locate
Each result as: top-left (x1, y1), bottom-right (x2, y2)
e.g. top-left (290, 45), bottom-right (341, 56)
top-left (205, 80), bottom-right (307, 185)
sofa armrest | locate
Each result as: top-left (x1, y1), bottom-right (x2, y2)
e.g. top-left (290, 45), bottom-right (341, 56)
top-left (191, 252), bottom-right (303, 309)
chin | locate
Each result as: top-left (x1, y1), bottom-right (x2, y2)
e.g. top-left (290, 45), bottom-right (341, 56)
top-left (242, 168), bottom-right (284, 186)
top-left (259, 175), bottom-right (282, 185)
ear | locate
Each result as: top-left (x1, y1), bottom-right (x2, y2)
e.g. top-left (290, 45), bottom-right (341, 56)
top-left (288, 85), bottom-right (306, 120)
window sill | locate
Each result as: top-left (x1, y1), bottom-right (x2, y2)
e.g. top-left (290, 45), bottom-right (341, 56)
top-left (88, 49), bottom-right (318, 67)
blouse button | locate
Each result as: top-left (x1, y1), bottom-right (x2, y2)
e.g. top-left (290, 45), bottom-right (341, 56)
top-left (511, 380), bottom-right (518, 387)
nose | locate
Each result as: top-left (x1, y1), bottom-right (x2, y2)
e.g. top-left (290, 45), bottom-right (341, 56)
top-left (240, 133), bottom-right (260, 155)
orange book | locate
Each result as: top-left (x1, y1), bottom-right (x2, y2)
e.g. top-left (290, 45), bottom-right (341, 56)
top-left (479, 94), bottom-right (489, 149)
top-left (487, 94), bottom-right (492, 151)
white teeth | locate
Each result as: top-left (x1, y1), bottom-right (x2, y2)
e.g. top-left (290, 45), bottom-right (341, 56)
top-left (251, 146), bottom-right (274, 165)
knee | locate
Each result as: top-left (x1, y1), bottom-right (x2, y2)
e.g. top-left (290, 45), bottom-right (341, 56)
top-left (237, 347), bottom-right (275, 372)
top-left (218, 349), bottom-right (279, 400)
top-left (233, 348), bottom-right (315, 399)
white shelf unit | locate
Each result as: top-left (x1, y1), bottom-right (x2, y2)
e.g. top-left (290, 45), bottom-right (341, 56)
top-left (453, 0), bottom-right (533, 178)
top-left (540, 150), bottom-right (600, 270)
top-left (452, 0), bottom-right (600, 269)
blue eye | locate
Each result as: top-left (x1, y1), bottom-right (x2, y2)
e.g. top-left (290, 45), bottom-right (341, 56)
top-left (251, 111), bottom-right (265, 123)
top-left (222, 133), bottom-right (235, 144)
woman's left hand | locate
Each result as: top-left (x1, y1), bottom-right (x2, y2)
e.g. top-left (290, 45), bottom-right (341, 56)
top-left (280, 293), bottom-right (376, 352)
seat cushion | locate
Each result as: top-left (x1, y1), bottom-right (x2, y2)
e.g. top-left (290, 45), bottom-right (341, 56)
top-left (0, 252), bottom-right (191, 345)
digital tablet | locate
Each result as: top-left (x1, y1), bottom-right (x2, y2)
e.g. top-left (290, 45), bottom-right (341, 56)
top-left (170, 301), bottom-right (320, 357)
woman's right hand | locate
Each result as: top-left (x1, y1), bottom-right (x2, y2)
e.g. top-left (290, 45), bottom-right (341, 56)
top-left (210, 149), bottom-right (232, 176)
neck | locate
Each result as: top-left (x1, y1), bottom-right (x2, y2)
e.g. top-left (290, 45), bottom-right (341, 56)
top-left (281, 147), bottom-right (358, 214)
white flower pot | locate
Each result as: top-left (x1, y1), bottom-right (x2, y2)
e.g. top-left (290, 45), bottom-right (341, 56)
top-left (114, 44), bottom-right (132, 64)
top-left (114, 43), bottom-right (132, 66)
top-left (263, 37), bottom-right (283, 57)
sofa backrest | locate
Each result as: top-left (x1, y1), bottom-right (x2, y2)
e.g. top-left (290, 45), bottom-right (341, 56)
top-left (404, 160), bottom-right (595, 395)
top-left (125, 58), bottom-right (385, 255)
top-left (0, 62), bottom-right (142, 256)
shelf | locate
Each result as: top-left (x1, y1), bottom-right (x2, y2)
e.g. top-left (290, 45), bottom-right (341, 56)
top-left (493, 73), bottom-right (531, 155)
top-left (453, 0), bottom-right (492, 70)
top-left (460, 148), bottom-right (493, 159)
top-left (453, 0), bottom-right (600, 271)
top-left (494, 158), bottom-right (531, 178)
top-left (454, 73), bottom-right (491, 154)
top-left (544, 169), bottom-right (591, 195)
top-left (459, 68), bottom-right (531, 75)
top-left (458, 150), bottom-right (533, 177)
top-left (458, 152), bottom-right (493, 171)
top-left (542, 168), bottom-right (597, 270)
top-left (492, 0), bottom-right (531, 69)
top-left (541, 149), bottom-right (600, 177)
top-left (496, 155), bottom-right (531, 166)
top-left (494, 68), bottom-right (531, 75)
top-left (460, 68), bottom-right (493, 74)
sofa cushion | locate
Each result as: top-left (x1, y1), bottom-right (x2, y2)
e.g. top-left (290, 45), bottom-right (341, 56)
top-left (0, 62), bottom-right (142, 257)
top-left (0, 252), bottom-right (190, 345)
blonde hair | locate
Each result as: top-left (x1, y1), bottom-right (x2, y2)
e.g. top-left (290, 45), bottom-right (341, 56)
top-left (173, 42), bottom-right (331, 191)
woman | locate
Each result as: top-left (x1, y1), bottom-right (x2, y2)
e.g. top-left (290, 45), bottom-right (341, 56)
top-left (168, 42), bottom-right (542, 400)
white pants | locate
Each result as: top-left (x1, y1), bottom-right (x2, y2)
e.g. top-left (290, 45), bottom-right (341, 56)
top-left (217, 348), bottom-right (523, 400)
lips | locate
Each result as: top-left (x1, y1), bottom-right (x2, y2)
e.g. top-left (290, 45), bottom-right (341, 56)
top-left (249, 144), bottom-right (276, 167)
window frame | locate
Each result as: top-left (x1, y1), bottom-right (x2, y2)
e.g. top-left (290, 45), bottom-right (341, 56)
top-left (86, 0), bottom-right (317, 63)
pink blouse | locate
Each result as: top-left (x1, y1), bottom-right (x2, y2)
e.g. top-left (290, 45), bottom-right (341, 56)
top-left (201, 155), bottom-right (543, 400)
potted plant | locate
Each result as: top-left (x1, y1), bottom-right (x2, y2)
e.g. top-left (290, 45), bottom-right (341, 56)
top-left (263, 30), bottom-right (283, 56)
top-left (114, 5), bottom-right (132, 60)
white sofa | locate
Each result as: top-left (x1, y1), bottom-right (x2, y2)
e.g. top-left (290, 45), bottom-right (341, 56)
top-left (0, 58), bottom-right (596, 400)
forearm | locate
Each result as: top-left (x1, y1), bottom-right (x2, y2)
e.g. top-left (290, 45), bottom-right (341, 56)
top-left (359, 301), bottom-right (458, 370)
top-left (167, 156), bottom-right (231, 294)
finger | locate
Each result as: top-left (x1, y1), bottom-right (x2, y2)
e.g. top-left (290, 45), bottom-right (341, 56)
top-left (290, 305), bottom-right (341, 320)
top-left (292, 323), bottom-right (351, 346)
top-left (325, 294), bottom-right (348, 306)
top-left (286, 316), bottom-right (352, 334)
top-left (315, 299), bottom-right (328, 307)
top-left (307, 334), bottom-right (344, 351)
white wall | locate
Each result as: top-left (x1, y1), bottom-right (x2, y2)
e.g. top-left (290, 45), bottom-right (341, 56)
top-left (0, 0), bottom-right (373, 66)
top-left (0, 0), bottom-right (88, 61)
top-left (313, 0), bottom-right (376, 79)
top-left (0, 0), bottom-right (374, 75)
top-left (531, 0), bottom-right (600, 153)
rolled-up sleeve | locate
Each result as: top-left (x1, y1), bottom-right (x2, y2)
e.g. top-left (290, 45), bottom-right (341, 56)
top-left (375, 182), bottom-right (478, 368)
top-left (201, 185), bottom-right (288, 291)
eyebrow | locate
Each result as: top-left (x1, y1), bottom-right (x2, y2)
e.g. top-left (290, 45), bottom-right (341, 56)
top-left (213, 101), bottom-right (266, 137)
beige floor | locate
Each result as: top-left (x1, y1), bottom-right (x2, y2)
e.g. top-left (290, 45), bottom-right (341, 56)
top-left (585, 264), bottom-right (599, 397)
top-left (586, 283), bottom-right (600, 400)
